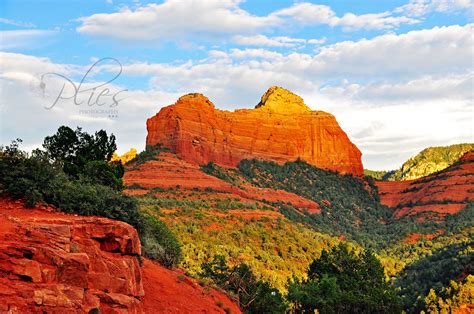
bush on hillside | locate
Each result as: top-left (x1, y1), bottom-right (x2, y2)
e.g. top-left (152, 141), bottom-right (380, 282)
top-left (128, 144), bottom-right (169, 165)
top-left (0, 139), bottom-right (142, 231)
top-left (43, 126), bottom-right (117, 177)
top-left (201, 255), bottom-right (287, 313)
top-left (141, 214), bottom-right (182, 268)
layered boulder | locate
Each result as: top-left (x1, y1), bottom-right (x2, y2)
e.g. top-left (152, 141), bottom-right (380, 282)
top-left (0, 198), bottom-right (144, 313)
top-left (146, 86), bottom-right (363, 175)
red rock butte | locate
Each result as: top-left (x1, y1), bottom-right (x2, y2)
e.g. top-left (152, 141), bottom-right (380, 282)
top-left (146, 86), bottom-right (364, 175)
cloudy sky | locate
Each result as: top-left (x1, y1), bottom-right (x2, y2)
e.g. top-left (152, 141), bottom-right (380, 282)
top-left (0, 0), bottom-right (473, 170)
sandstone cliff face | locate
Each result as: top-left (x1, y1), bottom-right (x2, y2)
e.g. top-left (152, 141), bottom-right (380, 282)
top-left (0, 198), bottom-right (144, 313)
top-left (146, 87), bottom-right (363, 175)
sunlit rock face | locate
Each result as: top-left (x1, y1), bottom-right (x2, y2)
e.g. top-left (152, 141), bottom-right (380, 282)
top-left (146, 86), bottom-right (363, 176)
top-left (0, 198), bottom-right (144, 313)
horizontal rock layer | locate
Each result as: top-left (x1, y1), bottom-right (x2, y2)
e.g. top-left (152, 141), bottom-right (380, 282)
top-left (0, 198), bottom-right (143, 313)
top-left (146, 87), bottom-right (363, 175)
top-left (377, 152), bottom-right (474, 220)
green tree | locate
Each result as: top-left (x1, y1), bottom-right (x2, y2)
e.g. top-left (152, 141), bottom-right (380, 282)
top-left (202, 255), bottom-right (287, 313)
top-left (288, 243), bottom-right (400, 313)
top-left (43, 126), bottom-right (117, 176)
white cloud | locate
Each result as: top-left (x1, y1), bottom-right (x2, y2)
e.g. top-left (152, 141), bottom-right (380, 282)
top-left (307, 38), bottom-right (327, 45)
top-left (306, 24), bottom-right (473, 79)
top-left (232, 35), bottom-right (304, 47)
top-left (396, 0), bottom-right (474, 17)
top-left (229, 48), bottom-right (283, 59)
top-left (0, 52), bottom-right (179, 154)
top-left (76, 0), bottom-right (421, 43)
top-left (77, 0), bottom-right (279, 40)
top-left (0, 18), bottom-right (35, 28)
top-left (272, 3), bottom-right (336, 25)
top-left (335, 12), bottom-right (419, 31)
top-left (0, 30), bottom-right (56, 50)
top-left (232, 34), bottom-right (326, 48)
top-left (271, 2), bottom-right (419, 30)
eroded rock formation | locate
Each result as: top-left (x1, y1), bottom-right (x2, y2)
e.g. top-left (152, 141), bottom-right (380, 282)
top-left (377, 152), bottom-right (474, 220)
top-left (0, 198), bottom-right (143, 313)
top-left (146, 86), bottom-right (363, 175)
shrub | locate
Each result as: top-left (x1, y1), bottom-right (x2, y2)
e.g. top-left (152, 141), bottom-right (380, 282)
top-left (141, 214), bottom-right (182, 268)
top-left (81, 160), bottom-right (124, 190)
top-left (49, 176), bottom-right (143, 232)
top-left (201, 255), bottom-right (287, 313)
top-left (128, 144), bottom-right (169, 165)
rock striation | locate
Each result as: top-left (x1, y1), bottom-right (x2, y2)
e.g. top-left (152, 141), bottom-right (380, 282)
top-left (377, 152), bottom-right (474, 220)
top-left (146, 86), bottom-right (363, 175)
top-left (0, 198), bottom-right (144, 313)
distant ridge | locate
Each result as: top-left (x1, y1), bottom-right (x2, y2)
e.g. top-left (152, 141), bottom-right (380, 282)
top-left (365, 143), bottom-right (474, 181)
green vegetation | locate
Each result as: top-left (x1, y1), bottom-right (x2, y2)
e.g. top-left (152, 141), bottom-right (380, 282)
top-left (43, 126), bottom-right (124, 189)
top-left (366, 143), bottom-right (474, 181)
top-left (140, 214), bottom-right (182, 267)
top-left (0, 128), bottom-right (182, 268)
top-left (202, 255), bottom-right (287, 313)
top-left (364, 169), bottom-right (393, 180)
top-left (127, 144), bottom-right (169, 165)
top-left (288, 243), bottom-right (401, 313)
top-left (238, 158), bottom-right (429, 247)
top-left (0, 137), bottom-right (138, 228)
top-left (423, 275), bottom-right (473, 313)
top-left (138, 192), bottom-right (343, 291)
top-left (395, 240), bottom-right (473, 312)
top-left (201, 161), bottom-right (243, 186)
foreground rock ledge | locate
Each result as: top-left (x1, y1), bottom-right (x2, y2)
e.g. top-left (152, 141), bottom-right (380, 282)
top-left (0, 198), bottom-right (143, 313)
top-left (147, 86), bottom-right (363, 176)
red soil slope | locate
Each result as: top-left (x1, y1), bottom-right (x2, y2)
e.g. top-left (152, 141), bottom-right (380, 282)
top-left (124, 152), bottom-right (319, 215)
top-left (146, 87), bottom-right (363, 175)
top-left (0, 198), bottom-right (240, 313)
top-left (142, 259), bottom-right (241, 314)
top-left (377, 152), bottom-right (474, 220)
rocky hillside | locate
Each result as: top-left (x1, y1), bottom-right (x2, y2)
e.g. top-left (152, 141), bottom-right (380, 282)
top-left (146, 86), bottom-right (363, 175)
top-left (0, 197), bottom-right (240, 313)
top-left (376, 151), bottom-right (474, 220)
top-left (366, 143), bottom-right (474, 181)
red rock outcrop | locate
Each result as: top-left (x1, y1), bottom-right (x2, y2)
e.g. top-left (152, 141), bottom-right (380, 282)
top-left (377, 152), bottom-right (474, 220)
top-left (0, 198), bottom-right (143, 313)
top-left (0, 198), bottom-right (242, 313)
top-left (146, 86), bottom-right (363, 175)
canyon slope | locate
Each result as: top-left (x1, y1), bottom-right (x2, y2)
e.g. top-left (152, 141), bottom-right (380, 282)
top-left (390, 143), bottom-right (474, 181)
top-left (377, 151), bottom-right (474, 220)
top-left (146, 86), bottom-right (363, 175)
top-left (366, 143), bottom-right (474, 181)
top-left (0, 198), bottom-right (240, 314)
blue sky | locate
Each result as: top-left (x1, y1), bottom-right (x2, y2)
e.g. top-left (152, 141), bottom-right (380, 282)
top-left (1, 0), bottom-right (473, 170)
